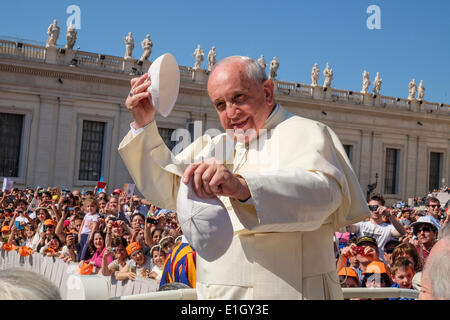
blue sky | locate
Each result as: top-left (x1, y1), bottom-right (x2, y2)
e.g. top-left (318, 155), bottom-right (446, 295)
top-left (1, 0), bottom-right (449, 103)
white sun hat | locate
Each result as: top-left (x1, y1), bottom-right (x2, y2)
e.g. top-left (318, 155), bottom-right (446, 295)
top-left (176, 180), bottom-right (233, 262)
top-left (147, 53), bottom-right (180, 117)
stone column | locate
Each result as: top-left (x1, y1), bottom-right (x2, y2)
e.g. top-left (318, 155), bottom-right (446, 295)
top-left (32, 95), bottom-right (59, 186)
top-left (52, 98), bottom-right (75, 188)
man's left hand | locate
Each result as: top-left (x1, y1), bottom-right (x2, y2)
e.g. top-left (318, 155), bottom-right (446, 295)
top-left (182, 158), bottom-right (251, 201)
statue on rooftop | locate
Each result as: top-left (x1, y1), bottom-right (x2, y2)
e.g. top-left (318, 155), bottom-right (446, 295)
top-left (124, 32), bottom-right (134, 60)
top-left (418, 80), bottom-right (425, 101)
top-left (373, 72), bottom-right (382, 95)
top-left (311, 63), bottom-right (320, 86)
top-left (139, 34), bottom-right (153, 62)
top-left (269, 56), bottom-right (279, 80)
top-left (207, 46), bottom-right (216, 71)
top-left (257, 54), bottom-right (267, 70)
top-left (361, 70), bottom-right (371, 94)
top-left (408, 78), bottom-right (417, 100)
top-left (323, 62), bottom-right (333, 88)
top-left (65, 22), bottom-right (77, 50)
top-left (46, 19), bottom-right (60, 48)
top-left (193, 44), bottom-right (204, 70)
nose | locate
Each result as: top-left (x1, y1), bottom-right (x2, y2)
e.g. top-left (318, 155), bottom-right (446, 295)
top-left (226, 102), bottom-right (240, 119)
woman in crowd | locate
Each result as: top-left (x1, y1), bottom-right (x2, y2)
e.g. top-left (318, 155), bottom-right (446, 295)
top-left (101, 237), bottom-right (129, 277)
top-left (116, 241), bottom-right (153, 281)
top-left (78, 231), bottom-right (112, 274)
top-left (30, 207), bottom-right (51, 250)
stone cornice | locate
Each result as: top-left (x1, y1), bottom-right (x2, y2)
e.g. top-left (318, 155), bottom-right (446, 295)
top-left (0, 58), bottom-right (130, 86)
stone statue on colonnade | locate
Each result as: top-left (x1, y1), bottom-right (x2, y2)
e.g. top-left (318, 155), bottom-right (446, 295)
top-left (193, 44), bottom-right (204, 69)
top-left (269, 56), bottom-right (279, 80)
top-left (124, 32), bottom-right (134, 60)
top-left (418, 80), bottom-right (425, 101)
top-left (323, 62), bottom-right (333, 88)
top-left (311, 63), bottom-right (320, 86)
top-left (65, 22), bottom-right (77, 50)
top-left (408, 78), bottom-right (417, 100)
top-left (139, 35), bottom-right (153, 62)
top-left (361, 70), bottom-right (371, 94)
top-left (207, 46), bottom-right (216, 71)
top-left (257, 54), bottom-right (267, 70)
top-left (46, 19), bottom-right (60, 48)
top-left (373, 72), bottom-right (382, 95)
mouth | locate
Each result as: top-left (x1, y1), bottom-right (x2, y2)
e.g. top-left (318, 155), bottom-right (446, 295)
top-left (231, 118), bottom-right (249, 130)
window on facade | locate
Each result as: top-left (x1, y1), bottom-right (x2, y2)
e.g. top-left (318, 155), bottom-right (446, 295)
top-left (78, 120), bottom-right (105, 181)
top-left (384, 148), bottom-right (399, 194)
top-left (158, 127), bottom-right (176, 151)
top-left (429, 152), bottom-right (443, 191)
top-left (343, 144), bottom-right (353, 164)
top-left (0, 113), bottom-right (24, 177)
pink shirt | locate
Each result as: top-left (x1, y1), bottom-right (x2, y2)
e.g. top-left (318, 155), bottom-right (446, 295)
top-left (86, 247), bottom-right (113, 269)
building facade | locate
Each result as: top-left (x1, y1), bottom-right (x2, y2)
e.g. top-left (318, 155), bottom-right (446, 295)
top-left (0, 37), bottom-right (449, 206)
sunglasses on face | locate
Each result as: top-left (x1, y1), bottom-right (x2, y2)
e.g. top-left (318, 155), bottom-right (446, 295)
top-left (368, 205), bottom-right (379, 211)
top-left (428, 205), bottom-right (440, 209)
top-left (415, 226), bottom-right (432, 234)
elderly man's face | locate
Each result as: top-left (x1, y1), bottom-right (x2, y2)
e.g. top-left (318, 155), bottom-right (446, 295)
top-left (207, 59), bottom-right (274, 140)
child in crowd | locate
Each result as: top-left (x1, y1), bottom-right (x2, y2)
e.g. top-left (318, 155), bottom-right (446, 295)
top-left (77, 197), bottom-right (99, 261)
top-left (389, 257), bottom-right (416, 300)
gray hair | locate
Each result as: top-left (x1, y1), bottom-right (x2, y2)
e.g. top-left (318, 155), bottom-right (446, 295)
top-left (0, 269), bottom-right (62, 300)
top-left (425, 236), bottom-right (450, 299)
top-left (211, 55), bottom-right (268, 84)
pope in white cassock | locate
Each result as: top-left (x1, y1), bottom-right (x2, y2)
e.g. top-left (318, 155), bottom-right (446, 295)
top-left (118, 56), bottom-right (370, 299)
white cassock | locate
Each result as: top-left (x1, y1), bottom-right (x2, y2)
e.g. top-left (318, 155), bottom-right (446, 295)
top-left (118, 104), bottom-right (369, 299)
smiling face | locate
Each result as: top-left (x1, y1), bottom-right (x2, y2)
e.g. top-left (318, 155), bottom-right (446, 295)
top-left (207, 58), bottom-right (275, 142)
top-left (93, 232), bottom-right (104, 250)
top-left (152, 249), bottom-right (166, 268)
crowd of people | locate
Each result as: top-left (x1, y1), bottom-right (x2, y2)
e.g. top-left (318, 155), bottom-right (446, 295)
top-left (335, 192), bottom-right (449, 299)
top-left (1, 185), bottom-right (449, 299)
top-left (0, 186), bottom-right (196, 289)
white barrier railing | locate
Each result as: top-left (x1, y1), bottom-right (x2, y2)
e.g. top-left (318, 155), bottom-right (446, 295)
top-left (0, 250), bottom-right (159, 299)
top-left (342, 287), bottom-right (419, 299)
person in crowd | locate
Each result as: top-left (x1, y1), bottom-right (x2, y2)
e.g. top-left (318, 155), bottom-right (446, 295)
top-left (391, 242), bottom-right (423, 273)
top-left (159, 235), bottom-right (176, 255)
top-left (388, 257), bottom-right (416, 300)
top-left (419, 235), bottom-right (450, 300)
top-left (160, 241), bottom-right (196, 288)
top-left (36, 219), bottom-right (58, 253)
top-left (347, 194), bottom-right (406, 261)
top-left (39, 235), bottom-right (63, 257)
top-left (337, 267), bottom-right (359, 289)
top-left (101, 237), bottom-right (129, 277)
top-left (77, 197), bottom-right (99, 261)
top-left (78, 230), bottom-right (113, 273)
top-left (361, 260), bottom-right (392, 290)
top-left (424, 197), bottom-right (442, 229)
top-left (116, 241), bottom-right (153, 281)
top-left (382, 239), bottom-right (401, 268)
top-left (410, 216), bottom-right (440, 264)
top-left (148, 244), bottom-right (166, 282)
top-left (30, 207), bottom-right (51, 250)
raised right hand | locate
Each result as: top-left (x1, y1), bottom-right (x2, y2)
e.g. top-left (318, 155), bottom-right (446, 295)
top-left (125, 73), bottom-right (154, 129)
